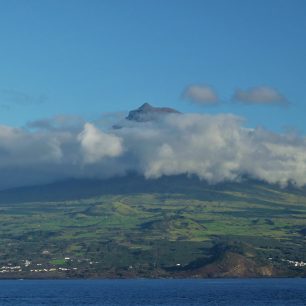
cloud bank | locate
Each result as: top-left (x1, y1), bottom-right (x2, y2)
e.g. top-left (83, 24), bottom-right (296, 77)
top-left (233, 86), bottom-right (287, 105)
top-left (0, 111), bottom-right (305, 190)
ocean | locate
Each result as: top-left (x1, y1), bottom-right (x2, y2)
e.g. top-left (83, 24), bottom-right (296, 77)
top-left (0, 278), bottom-right (305, 305)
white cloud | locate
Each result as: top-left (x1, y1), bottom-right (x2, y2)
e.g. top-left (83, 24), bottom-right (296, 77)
top-left (233, 86), bottom-right (287, 105)
top-left (78, 123), bottom-right (123, 163)
top-left (182, 84), bottom-right (218, 105)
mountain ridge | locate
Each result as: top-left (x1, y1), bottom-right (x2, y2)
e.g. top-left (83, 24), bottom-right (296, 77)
top-left (0, 173), bottom-right (305, 204)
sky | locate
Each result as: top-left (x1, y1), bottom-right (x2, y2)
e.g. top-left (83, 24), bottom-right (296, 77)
top-left (0, 0), bottom-right (306, 131)
top-left (0, 0), bottom-right (306, 190)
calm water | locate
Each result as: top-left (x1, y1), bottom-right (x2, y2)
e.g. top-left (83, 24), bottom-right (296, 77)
top-left (0, 279), bottom-right (305, 305)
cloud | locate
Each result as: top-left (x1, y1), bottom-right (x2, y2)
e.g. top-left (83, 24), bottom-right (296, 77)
top-left (26, 115), bottom-right (85, 132)
top-left (182, 85), bottom-right (218, 105)
top-left (78, 123), bottom-right (123, 163)
top-left (117, 115), bottom-right (306, 187)
top-left (0, 111), bottom-right (306, 189)
top-left (0, 89), bottom-right (47, 109)
top-left (0, 104), bottom-right (11, 111)
top-left (233, 86), bottom-right (288, 105)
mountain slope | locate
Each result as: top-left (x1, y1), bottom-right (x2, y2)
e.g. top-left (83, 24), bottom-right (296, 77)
top-left (0, 174), bottom-right (305, 204)
top-left (0, 175), bottom-right (306, 278)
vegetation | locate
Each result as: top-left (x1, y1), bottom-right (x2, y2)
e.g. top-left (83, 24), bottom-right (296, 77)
top-left (0, 176), bottom-right (306, 278)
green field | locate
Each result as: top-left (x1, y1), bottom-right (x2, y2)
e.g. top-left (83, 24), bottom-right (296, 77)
top-left (0, 177), bottom-right (306, 278)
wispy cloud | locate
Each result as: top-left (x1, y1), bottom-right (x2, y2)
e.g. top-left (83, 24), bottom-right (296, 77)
top-left (0, 89), bottom-right (47, 109)
top-left (0, 104), bottom-right (11, 111)
top-left (182, 84), bottom-right (218, 105)
top-left (232, 86), bottom-right (288, 105)
top-left (26, 115), bottom-right (85, 132)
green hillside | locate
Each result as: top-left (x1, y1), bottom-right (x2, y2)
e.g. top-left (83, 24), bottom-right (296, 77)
top-left (0, 176), bottom-right (306, 278)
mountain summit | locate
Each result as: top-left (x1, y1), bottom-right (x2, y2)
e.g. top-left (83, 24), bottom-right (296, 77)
top-left (126, 103), bottom-right (180, 122)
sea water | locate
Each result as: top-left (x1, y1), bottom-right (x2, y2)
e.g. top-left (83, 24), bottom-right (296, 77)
top-left (0, 278), bottom-right (305, 305)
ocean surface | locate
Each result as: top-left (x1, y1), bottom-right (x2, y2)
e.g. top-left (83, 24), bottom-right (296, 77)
top-left (0, 278), bottom-right (305, 305)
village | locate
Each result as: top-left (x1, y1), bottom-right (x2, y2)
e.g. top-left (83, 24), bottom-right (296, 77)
top-left (267, 257), bottom-right (306, 268)
top-left (0, 257), bottom-right (100, 275)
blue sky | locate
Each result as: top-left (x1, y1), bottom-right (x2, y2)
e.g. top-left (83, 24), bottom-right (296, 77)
top-left (0, 0), bottom-right (306, 132)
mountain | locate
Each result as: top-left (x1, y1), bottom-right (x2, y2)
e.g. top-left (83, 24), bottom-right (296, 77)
top-left (0, 102), bottom-right (305, 279)
top-left (0, 174), bottom-right (306, 279)
top-left (126, 103), bottom-right (180, 122)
